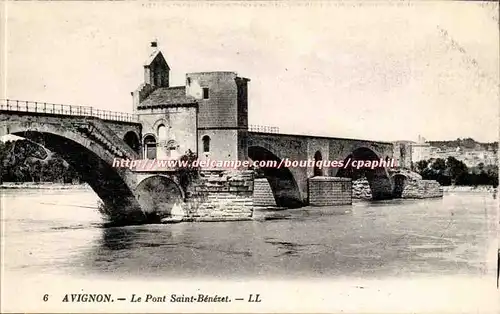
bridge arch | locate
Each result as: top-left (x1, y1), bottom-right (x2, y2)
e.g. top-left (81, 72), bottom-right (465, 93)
top-left (2, 122), bottom-right (146, 223)
top-left (335, 146), bottom-right (394, 200)
top-left (124, 131), bottom-right (140, 153)
top-left (248, 145), bottom-right (303, 208)
top-left (135, 175), bottom-right (184, 219)
top-left (391, 173), bottom-right (407, 198)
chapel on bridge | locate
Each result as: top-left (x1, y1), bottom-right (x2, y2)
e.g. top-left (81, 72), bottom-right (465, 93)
top-left (131, 42), bottom-right (251, 165)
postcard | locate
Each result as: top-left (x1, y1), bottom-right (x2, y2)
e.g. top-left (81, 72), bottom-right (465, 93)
top-left (1, 1), bottom-right (499, 313)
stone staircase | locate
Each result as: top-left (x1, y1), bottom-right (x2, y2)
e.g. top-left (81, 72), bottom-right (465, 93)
top-left (73, 118), bottom-right (139, 160)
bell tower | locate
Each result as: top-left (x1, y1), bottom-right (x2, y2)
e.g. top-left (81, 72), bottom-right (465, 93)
top-left (132, 42), bottom-right (171, 113)
top-left (143, 41), bottom-right (170, 88)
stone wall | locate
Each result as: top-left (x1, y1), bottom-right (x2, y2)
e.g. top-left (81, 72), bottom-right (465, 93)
top-left (196, 129), bottom-right (241, 165)
top-left (391, 141), bottom-right (413, 169)
top-left (183, 170), bottom-right (254, 221)
top-left (352, 175), bottom-right (443, 200)
top-left (253, 178), bottom-right (277, 207)
top-left (308, 176), bottom-right (352, 206)
top-left (137, 105), bottom-right (197, 159)
top-left (186, 72), bottom-right (240, 129)
top-left (352, 178), bottom-right (372, 200)
top-left (102, 121), bottom-right (142, 152)
top-left (401, 179), bottom-right (443, 198)
top-left (186, 71), bottom-right (249, 163)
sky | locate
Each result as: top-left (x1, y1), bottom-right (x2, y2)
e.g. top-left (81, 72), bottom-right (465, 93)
top-left (3, 1), bottom-right (499, 143)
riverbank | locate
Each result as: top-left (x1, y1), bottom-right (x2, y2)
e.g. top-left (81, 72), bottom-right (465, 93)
top-left (0, 182), bottom-right (90, 190)
top-left (442, 185), bottom-right (497, 193)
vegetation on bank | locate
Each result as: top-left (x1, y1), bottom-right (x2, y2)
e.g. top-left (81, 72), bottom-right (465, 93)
top-left (0, 140), bottom-right (81, 184)
top-left (427, 138), bottom-right (497, 150)
top-left (414, 156), bottom-right (498, 187)
top-left (177, 149), bottom-right (200, 193)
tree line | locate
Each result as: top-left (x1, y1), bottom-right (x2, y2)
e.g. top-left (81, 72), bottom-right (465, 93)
top-left (0, 140), bottom-right (81, 184)
top-left (414, 156), bottom-right (498, 187)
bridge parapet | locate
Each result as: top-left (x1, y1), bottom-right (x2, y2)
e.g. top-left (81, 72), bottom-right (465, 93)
top-left (248, 124), bottom-right (280, 133)
top-left (0, 99), bottom-right (138, 123)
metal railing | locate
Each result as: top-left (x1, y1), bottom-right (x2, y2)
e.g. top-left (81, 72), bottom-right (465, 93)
top-left (248, 124), bottom-right (280, 133)
top-left (0, 99), bottom-right (139, 123)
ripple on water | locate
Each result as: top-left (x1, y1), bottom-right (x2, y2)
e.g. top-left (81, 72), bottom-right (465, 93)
top-left (1, 189), bottom-right (497, 280)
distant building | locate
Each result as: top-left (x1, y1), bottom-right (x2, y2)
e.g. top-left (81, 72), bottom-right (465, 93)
top-left (411, 135), bottom-right (431, 164)
top-left (407, 134), bottom-right (498, 169)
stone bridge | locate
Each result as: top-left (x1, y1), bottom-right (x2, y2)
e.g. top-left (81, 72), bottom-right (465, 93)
top-left (0, 99), bottom-right (399, 223)
top-left (247, 132), bottom-right (395, 207)
top-left (0, 101), bottom-right (174, 223)
top-left (0, 45), bottom-right (418, 224)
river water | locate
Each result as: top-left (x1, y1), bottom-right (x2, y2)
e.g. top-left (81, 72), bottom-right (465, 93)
top-left (1, 188), bottom-right (499, 312)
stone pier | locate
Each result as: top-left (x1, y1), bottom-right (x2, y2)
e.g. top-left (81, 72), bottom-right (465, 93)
top-left (400, 179), bottom-right (444, 198)
top-left (308, 176), bottom-right (352, 206)
top-left (253, 177), bottom-right (278, 207)
top-left (182, 170), bottom-right (255, 221)
top-left (353, 174), bottom-right (443, 200)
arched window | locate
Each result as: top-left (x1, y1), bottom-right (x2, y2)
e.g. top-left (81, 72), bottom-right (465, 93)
top-left (157, 124), bottom-right (167, 142)
top-left (202, 135), bottom-right (210, 153)
top-left (144, 135), bottom-right (157, 160)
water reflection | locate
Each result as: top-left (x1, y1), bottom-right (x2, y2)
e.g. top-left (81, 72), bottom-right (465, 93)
top-left (100, 227), bottom-right (140, 251)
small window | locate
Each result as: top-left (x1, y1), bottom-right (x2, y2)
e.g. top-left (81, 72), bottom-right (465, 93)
top-left (202, 135), bottom-right (210, 153)
top-left (154, 72), bottom-right (162, 86)
top-left (187, 77), bottom-right (191, 85)
top-left (203, 87), bottom-right (209, 99)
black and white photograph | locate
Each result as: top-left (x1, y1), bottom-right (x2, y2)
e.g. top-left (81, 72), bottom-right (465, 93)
top-left (0, 1), bottom-right (499, 313)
